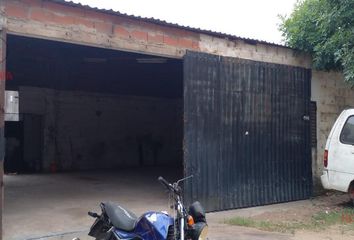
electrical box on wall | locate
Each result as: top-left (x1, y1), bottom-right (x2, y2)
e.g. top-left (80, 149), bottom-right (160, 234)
top-left (5, 90), bottom-right (19, 121)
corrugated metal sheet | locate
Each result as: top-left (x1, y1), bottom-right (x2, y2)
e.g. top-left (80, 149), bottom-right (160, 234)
top-left (183, 51), bottom-right (312, 212)
top-left (47, 0), bottom-right (290, 49)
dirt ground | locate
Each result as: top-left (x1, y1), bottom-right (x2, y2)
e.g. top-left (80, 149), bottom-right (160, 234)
top-left (252, 192), bottom-right (352, 223)
top-left (32, 194), bottom-right (354, 240)
top-left (18, 192), bottom-right (354, 240)
top-left (208, 191), bottom-right (354, 240)
top-left (5, 170), bottom-right (354, 240)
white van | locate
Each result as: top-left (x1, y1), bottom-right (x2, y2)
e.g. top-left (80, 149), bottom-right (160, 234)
top-left (321, 109), bottom-right (354, 203)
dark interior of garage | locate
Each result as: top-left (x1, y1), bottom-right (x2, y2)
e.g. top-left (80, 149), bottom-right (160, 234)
top-left (4, 35), bottom-right (184, 173)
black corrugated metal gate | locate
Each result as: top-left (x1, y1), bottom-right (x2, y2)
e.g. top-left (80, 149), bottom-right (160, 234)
top-left (183, 51), bottom-right (312, 212)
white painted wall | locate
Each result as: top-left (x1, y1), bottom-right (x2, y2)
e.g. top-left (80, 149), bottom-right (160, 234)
top-left (19, 86), bottom-right (183, 171)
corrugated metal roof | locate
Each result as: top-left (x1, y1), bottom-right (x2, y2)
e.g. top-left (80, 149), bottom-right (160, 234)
top-left (47, 0), bottom-right (290, 49)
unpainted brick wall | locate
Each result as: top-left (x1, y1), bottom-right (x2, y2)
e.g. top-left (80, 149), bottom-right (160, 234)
top-left (3, 0), bottom-right (311, 68)
top-left (311, 71), bottom-right (354, 188)
top-left (3, 0), bottom-right (200, 57)
top-left (19, 86), bottom-right (183, 171)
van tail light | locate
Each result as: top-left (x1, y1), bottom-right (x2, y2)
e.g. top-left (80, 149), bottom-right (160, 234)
top-left (324, 150), bottom-right (328, 168)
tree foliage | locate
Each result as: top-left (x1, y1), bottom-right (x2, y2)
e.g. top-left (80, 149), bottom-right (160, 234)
top-left (280, 0), bottom-right (354, 83)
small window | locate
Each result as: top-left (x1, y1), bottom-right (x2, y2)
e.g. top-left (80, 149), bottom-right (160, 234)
top-left (340, 116), bottom-right (354, 145)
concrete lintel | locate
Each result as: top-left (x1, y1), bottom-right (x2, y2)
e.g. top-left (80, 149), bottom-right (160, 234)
top-left (6, 19), bottom-right (185, 59)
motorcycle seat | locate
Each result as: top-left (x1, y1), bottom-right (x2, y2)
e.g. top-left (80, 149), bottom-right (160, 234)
top-left (104, 202), bottom-right (138, 232)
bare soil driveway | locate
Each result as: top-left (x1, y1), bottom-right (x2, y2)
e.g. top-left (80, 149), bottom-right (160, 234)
top-left (209, 192), bottom-right (354, 240)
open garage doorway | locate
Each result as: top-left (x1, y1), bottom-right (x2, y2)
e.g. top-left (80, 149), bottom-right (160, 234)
top-left (4, 35), bottom-right (184, 240)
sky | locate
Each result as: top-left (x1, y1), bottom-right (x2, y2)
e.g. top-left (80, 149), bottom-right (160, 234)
top-left (69, 0), bottom-right (298, 44)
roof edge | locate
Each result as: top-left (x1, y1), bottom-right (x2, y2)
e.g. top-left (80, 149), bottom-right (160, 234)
top-left (47, 0), bottom-right (295, 50)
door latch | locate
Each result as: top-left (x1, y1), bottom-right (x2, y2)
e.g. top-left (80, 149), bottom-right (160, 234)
top-left (303, 115), bottom-right (310, 121)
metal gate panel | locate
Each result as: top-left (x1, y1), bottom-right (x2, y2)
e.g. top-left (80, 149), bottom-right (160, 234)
top-left (183, 51), bottom-right (312, 212)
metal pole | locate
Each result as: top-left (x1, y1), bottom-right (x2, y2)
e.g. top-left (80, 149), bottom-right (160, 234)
top-left (0, 5), bottom-right (7, 239)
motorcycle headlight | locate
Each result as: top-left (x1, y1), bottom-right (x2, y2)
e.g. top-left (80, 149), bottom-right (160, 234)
top-left (191, 222), bottom-right (208, 240)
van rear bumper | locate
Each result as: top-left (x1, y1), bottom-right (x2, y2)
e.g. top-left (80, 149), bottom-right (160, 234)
top-left (321, 170), bottom-right (331, 189)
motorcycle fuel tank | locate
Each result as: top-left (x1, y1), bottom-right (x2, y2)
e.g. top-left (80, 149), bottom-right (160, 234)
top-left (113, 211), bottom-right (174, 240)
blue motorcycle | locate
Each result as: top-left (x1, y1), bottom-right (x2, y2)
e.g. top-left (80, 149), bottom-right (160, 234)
top-left (87, 176), bottom-right (208, 240)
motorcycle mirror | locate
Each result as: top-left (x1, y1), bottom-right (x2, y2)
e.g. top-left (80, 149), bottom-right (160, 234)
top-left (176, 175), bottom-right (194, 185)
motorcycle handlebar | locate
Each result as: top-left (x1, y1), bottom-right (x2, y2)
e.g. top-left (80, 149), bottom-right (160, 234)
top-left (88, 211), bottom-right (99, 218)
top-left (158, 176), bottom-right (182, 196)
top-left (158, 176), bottom-right (170, 189)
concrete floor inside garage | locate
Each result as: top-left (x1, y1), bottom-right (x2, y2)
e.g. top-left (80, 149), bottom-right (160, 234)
top-left (4, 167), bottom-right (182, 240)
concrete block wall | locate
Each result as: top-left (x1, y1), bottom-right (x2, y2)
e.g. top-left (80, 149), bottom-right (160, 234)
top-left (19, 86), bottom-right (183, 171)
top-left (311, 71), bottom-right (354, 187)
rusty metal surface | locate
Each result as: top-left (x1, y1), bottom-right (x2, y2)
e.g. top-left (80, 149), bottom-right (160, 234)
top-left (183, 51), bottom-right (312, 212)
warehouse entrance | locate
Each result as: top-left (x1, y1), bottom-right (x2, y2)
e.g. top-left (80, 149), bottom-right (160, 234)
top-left (5, 35), bottom-right (183, 173)
top-left (3, 34), bottom-right (313, 240)
top-left (4, 35), bottom-right (183, 240)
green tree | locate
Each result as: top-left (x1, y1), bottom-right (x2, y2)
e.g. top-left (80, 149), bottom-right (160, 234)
top-left (279, 0), bottom-right (354, 83)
